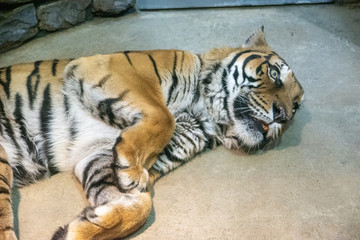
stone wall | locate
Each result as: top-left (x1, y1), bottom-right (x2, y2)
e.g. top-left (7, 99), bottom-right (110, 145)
top-left (0, 0), bottom-right (134, 53)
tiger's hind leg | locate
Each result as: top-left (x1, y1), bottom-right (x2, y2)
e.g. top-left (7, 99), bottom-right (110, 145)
top-left (52, 150), bottom-right (151, 240)
top-left (0, 146), bottom-right (17, 240)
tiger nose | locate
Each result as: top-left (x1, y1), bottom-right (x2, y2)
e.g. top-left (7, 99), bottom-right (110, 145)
top-left (273, 103), bottom-right (289, 123)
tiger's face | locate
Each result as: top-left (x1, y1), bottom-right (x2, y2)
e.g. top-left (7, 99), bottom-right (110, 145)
top-left (221, 28), bottom-right (304, 150)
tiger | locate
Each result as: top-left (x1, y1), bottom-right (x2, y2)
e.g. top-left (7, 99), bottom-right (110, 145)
top-left (0, 27), bottom-right (304, 240)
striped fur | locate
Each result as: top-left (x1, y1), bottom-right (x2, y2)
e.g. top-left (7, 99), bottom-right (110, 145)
top-left (0, 27), bottom-right (303, 239)
top-left (0, 146), bottom-right (16, 240)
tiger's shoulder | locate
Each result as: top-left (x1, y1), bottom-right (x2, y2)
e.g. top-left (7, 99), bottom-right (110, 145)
top-left (1, 49), bottom-right (201, 98)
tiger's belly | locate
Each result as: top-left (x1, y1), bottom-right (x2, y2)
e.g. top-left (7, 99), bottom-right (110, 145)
top-left (0, 93), bottom-right (121, 186)
top-left (57, 103), bottom-right (121, 172)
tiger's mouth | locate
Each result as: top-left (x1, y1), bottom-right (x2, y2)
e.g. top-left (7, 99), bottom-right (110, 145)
top-left (249, 116), bottom-right (269, 134)
top-left (233, 96), bottom-right (270, 134)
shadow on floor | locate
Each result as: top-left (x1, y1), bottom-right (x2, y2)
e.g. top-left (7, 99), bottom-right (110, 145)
top-left (11, 187), bottom-right (21, 239)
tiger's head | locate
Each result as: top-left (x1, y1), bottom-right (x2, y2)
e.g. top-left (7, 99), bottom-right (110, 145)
top-left (202, 27), bottom-right (304, 151)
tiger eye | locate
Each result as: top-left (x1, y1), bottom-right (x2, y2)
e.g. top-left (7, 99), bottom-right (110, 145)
top-left (270, 69), bottom-right (278, 79)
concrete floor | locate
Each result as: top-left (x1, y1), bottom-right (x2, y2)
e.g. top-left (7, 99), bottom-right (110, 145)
top-left (0, 3), bottom-right (360, 240)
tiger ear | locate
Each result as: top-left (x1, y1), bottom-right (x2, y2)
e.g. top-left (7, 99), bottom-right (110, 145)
top-left (243, 26), bottom-right (268, 48)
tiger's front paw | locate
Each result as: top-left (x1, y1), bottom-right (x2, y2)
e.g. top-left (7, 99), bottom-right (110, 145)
top-left (115, 165), bottom-right (148, 193)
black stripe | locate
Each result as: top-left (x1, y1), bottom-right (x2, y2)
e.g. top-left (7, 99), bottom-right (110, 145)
top-left (156, 155), bottom-right (176, 174)
top-left (86, 172), bottom-right (115, 191)
top-left (171, 131), bottom-right (187, 149)
top-left (206, 136), bottom-right (216, 149)
top-left (180, 51), bottom-right (185, 72)
top-left (265, 54), bottom-right (275, 62)
top-left (180, 52), bottom-right (187, 97)
top-left (256, 61), bottom-right (267, 76)
top-left (40, 84), bottom-right (58, 175)
top-left (194, 115), bottom-right (206, 134)
top-left (156, 154), bottom-right (168, 165)
top-left (202, 63), bottom-right (221, 85)
top-left (12, 164), bottom-right (31, 185)
top-left (249, 94), bottom-right (268, 113)
top-left (0, 158), bottom-right (9, 166)
top-left (0, 187), bottom-right (10, 195)
top-left (0, 66), bottom-right (11, 99)
top-left (97, 90), bottom-right (129, 127)
top-left (86, 174), bottom-right (116, 199)
top-left (163, 148), bottom-right (182, 162)
top-left (93, 74), bottom-right (111, 88)
top-left (164, 142), bottom-right (176, 154)
top-left (5, 67), bottom-right (11, 99)
top-left (14, 94), bottom-right (37, 156)
top-left (13, 94), bottom-right (46, 173)
top-left (79, 78), bottom-right (84, 97)
top-left (148, 54), bottom-right (162, 84)
top-left (27, 61), bottom-right (42, 109)
top-left (149, 166), bottom-right (162, 175)
top-left (12, 162), bottom-right (48, 186)
top-left (202, 63), bottom-right (222, 100)
top-left (171, 91), bottom-right (180, 105)
top-left (0, 99), bottom-right (22, 156)
top-left (179, 130), bottom-right (198, 152)
top-left (175, 120), bottom-right (199, 152)
top-left (3, 226), bottom-right (14, 231)
top-left (52, 59), bottom-right (59, 76)
top-left (63, 95), bottom-right (77, 139)
top-left (52, 225), bottom-right (69, 240)
top-left (258, 95), bottom-right (268, 105)
top-left (124, 51), bottom-right (134, 67)
top-left (193, 76), bottom-right (201, 103)
top-left (87, 181), bottom-right (117, 199)
top-left (81, 157), bottom-right (103, 188)
top-left (65, 64), bottom-right (78, 80)
top-left (197, 54), bottom-right (203, 68)
top-left (63, 94), bottom-right (70, 113)
top-left (0, 174), bottom-right (10, 187)
top-left (167, 52), bottom-right (178, 106)
top-left (169, 138), bottom-right (189, 155)
top-left (221, 69), bottom-right (230, 118)
top-left (233, 65), bottom-right (239, 87)
top-left (252, 83), bottom-right (265, 90)
top-left (242, 55), bottom-right (262, 83)
top-left (79, 206), bottom-right (95, 221)
top-left (183, 75), bottom-right (189, 97)
top-left (112, 136), bottom-right (122, 164)
top-left (85, 167), bottom-right (110, 189)
top-left (227, 50), bottom-right (253, 71)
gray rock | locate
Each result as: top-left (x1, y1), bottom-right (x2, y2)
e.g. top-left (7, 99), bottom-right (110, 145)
top-left (0, 0), bottom-right (32, 4)
top-left (0, 3), bottom-right (38, 53)
top-left (37, 0), bottom-right (91, 31)
top-left (92, 0), bottom-right (134, 16)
